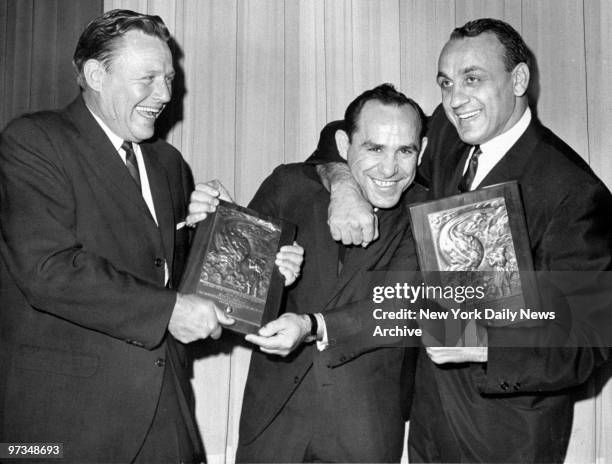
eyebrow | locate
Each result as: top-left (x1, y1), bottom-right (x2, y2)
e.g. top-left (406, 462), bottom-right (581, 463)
top-left (361, 140), bottom-right (382, 148)
top-left (437, 66), bottom-right (484, 79)
top-left (400, 143), bottom-right (419, 152)
top-left (361, 141), bottom-right (419, 151)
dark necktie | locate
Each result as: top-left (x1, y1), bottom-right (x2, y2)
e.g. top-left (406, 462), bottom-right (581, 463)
top-left (458, 146), bottom-right (482, 192)
top-left (121, 141), bottom-right (141, 189)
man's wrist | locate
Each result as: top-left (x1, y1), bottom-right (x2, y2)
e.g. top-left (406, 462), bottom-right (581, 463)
top-left (302, 313), bottom-right (325, 343)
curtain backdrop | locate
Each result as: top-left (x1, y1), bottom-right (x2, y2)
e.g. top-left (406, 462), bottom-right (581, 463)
top-left (3, 1), bottom-right (610, 462)
top-left (0, 0), bottom-right (102, 130)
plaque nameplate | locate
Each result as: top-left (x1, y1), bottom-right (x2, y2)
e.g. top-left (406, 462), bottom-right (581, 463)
top-left (180, 200), bottom-right (296, 335)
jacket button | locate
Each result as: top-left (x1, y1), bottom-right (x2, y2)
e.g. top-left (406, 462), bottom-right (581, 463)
top-left (155, 358), bottom-right (166, 367)
top-left (339, 355), bottom-right (347, 363)
top-left (500, 381), bottom-right (510, 390)
top-left (513, 382), bottom-right (521, 391)
top-left (154, 258), bottom-right (164, 267)
top-left (293, 376), bottom-right (300, 384)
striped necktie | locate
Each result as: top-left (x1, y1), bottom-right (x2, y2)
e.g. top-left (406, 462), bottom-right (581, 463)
top-left (458, 146), bottom-right (481, 192)
top-left (121, 141), bottom-right (141, 190)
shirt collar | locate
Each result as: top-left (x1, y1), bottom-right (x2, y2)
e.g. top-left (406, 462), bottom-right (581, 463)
top-left (87, 107), bottom-right (129, 152)
top-left (480, 107), bottom-right (531, 157)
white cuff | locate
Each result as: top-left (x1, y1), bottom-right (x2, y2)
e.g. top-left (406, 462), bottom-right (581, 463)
top-left (315, 313), bottom-right (329, 351)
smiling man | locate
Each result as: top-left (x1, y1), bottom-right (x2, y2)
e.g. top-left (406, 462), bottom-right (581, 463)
top-left (0, 9), bottom-right (240, 463)
top-left (236, 84), bottom-right (428, 463)
top-left (310, 18), bottom-right (612, 463)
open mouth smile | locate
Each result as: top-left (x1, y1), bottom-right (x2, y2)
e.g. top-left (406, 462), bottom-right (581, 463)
top-left (136, 105), bottom-right (164, 119)
top-left (371, 178), bottom-right (400, 188)
top-left (457, 110), bottom-right (481, 121)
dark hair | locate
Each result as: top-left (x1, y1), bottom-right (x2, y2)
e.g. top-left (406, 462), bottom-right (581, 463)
top-left (450, 18), bottom-right (530, 72)
top-left (344, 83), bottom-right (426, 142)
top-left (73, 9), bottom-right (170, 88)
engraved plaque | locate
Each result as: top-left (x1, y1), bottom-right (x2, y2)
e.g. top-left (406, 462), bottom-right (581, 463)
top-left (409, 181), bottom-right (538, 331)
top-left (180, 200), bottom-right (296, 335)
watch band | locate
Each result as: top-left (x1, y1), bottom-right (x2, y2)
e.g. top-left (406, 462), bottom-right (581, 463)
top-left (306, 313), bottom-right (318, 338)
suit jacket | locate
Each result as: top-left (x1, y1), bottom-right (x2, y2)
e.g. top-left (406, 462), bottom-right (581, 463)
top-left (0, 96), bottom-right (199, 462)
top-left (408, 105), bottom-right (612, 463)
top-left (238, 163), bottom-right (422, 457)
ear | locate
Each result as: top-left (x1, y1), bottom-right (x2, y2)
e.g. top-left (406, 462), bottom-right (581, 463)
top-left (83, 59), bottom-right (107, 92)
top-left (511, 62), bottom-right (530, 97)
top-left (417, 137), bottom-right (428, 166)
top-left (335, 129), bottom-right (350, 161)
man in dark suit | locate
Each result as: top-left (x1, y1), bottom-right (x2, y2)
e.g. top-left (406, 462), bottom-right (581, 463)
top-left (0, 9), bottom-right (237, 463)
top-left (235, 84), bottom-right (428, 463)
top-left (310, 18), bottom-right (612, 463)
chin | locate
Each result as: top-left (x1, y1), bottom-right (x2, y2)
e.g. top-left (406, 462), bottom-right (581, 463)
top-left (371, 196), bottom-right (401, 209)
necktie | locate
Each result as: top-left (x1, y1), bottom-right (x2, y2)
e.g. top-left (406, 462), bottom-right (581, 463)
top-left (121, 141), bottom-right (141, 189)
top-left (458, 146), bottom-right (481, 192)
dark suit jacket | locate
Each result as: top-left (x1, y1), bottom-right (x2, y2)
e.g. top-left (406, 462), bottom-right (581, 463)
top-left (0, 96), bottom-right (199, 462)
top-left (408, 105), bottom-right (612, 463)
top-left (238, 163), bottom-right (422, 459)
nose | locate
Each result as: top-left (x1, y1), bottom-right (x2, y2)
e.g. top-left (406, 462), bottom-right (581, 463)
top-left (154, 78), bottom-right (172, 103)
top-left (449, 84), bottom-right (469, 109)
top-left (378, 154), bottom-right (398, 177)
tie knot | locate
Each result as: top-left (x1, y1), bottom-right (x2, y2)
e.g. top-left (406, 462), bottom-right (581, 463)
top-left (121, 141), bottom-right (134, 154)
top-left (472, 145), bottom-right (482, 158)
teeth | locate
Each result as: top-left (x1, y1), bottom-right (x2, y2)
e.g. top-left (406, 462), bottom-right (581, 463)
top-left (458, 110), bottom-right (480, 120)
top-left (372, 179), bottom-right (396, 187)
top-left (136, 106), bottom-right (163, 118)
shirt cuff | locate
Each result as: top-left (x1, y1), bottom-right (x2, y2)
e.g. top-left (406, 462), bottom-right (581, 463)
top-left (315, 313), bottom-right (329, 351)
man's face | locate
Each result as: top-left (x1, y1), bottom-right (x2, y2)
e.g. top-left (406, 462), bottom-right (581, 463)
top-left (93, 30), bottom-right (174, 142)
top-left (437, 33), bottom-right (526, 145)
top-left (338, 100), bottom-right (423, 209)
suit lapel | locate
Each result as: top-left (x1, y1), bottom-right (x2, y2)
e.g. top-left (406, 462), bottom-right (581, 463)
top-left (478, 120), bottom-right (539, 188)
top-left (441, 142), bottom-right (470, 197)
top-left (322, 207), bottom-right (404, 310)
top-left (141, 145), bottom-right (176, 275)
top-left (312, 193), bottom-right (343, 305)
top-left (64, 97), bottom-right (152, 216)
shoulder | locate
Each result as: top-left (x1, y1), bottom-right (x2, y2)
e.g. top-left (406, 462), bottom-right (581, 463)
top-left (263, 162), bottom-right (322, 191)
top-left (142, 137), bottom-right (183, 159)
top-left (529, 121), bottom-right (608, 194)
top-left (2, 107), bottom-right (77, 142)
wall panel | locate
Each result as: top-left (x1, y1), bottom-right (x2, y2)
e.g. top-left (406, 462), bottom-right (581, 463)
top-left (234, 0), bottom-right (285, 204)
top-left (585, 0), bottom-right (612, 189)
top-left (523, 0), bottom-right (589, 159)
top-left (399, 0), bottom-right (455, 115)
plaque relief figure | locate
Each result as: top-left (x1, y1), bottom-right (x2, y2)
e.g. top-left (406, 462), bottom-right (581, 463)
top-left (201, 209), bottom-right (278, 301)
top-left (429, 198), bottom-right (521, 298)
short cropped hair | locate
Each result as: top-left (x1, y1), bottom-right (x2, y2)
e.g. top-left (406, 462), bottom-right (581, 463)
top-left (73, 9), bottom-right (170, 88)
top-left (451, 18), bottom-right (531, 72)
top-left (344, 83), bottom-right (426, 142)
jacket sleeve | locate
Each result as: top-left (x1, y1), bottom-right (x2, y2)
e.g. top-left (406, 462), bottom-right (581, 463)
top-left (0, 116), bottom-right (177, 349)
top-left (480, 175), bottom-right (612, 394)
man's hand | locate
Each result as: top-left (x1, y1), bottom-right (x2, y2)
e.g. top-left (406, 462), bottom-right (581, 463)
top-left (275, 242), bottom-right (304, 286)
top-left (169, 293), bottom-right (235, 343)
top-left (245, 313), bottom-right (311, 356)
top-left (186, 179), bottom-right (233, 225)
top-left (316, 163), bottom-right (379, 247)
top-left (425, 346), bottom-right (488, 364)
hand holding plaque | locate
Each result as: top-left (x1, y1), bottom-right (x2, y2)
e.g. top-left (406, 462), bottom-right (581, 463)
top-left (180, 200), bottom-right (297, 335)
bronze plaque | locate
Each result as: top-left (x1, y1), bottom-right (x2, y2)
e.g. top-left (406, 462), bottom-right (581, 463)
top-left (409, 181), bottom-right (538, 341)
top-left (180, 200), bottom-right (296, 335)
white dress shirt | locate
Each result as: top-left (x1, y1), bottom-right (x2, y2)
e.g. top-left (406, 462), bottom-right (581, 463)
top-left (88, 109), bottom-right (169, 284)
top-left (463, 107), bottom-right (532, 190)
